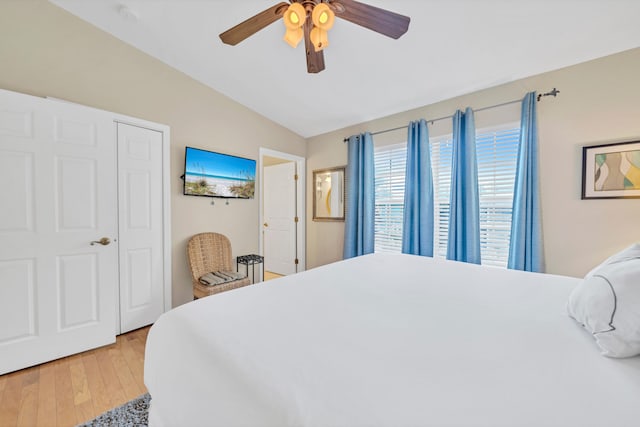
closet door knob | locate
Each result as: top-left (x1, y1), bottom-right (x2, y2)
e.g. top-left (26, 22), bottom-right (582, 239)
top-left (90, 237), bottom-right (111, 246)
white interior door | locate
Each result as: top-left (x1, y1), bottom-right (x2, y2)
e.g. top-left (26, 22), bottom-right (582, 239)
top-left (117, 122), bottom-right (164, 334)
top-left (0, 89), bottom-right (117, 375)
top-left (264, 162), bottom-right (297, 275)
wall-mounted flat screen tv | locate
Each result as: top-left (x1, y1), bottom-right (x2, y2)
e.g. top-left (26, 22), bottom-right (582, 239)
top-left (183, 146), bottom-right (256, 199)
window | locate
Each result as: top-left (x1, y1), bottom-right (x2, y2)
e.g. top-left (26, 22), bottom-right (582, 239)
top-left (475, 126), bottom-right (520, 267)
top-left (373, 124), bottom-right (520, 268)
top-left (374, 143), bottom-right (406, 253)
top-left (430, 135), bottom-right (453, 259)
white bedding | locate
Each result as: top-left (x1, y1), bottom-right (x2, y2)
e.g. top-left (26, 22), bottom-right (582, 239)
top-left (144, 253), bottom-right (640, 427)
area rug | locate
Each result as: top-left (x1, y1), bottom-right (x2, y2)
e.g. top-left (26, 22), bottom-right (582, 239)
top-left (77, 393), bottom-right (150, 427)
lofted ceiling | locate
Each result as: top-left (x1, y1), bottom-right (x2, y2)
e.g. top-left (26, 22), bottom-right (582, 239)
top-left (49, 0), bottom-right (640, 138)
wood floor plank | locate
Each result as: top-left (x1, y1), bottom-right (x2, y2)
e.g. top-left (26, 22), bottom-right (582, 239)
top-left (19, 366), bottom-right (40, 387)
top-left (69, 356), bottom-right (95, 426)
top-left (36, 363), bottom-right (57, 427)
top-left (0, 373), bottom-right (7, 393)
top-left (137, 326), bottom-right (150, 342)
top-left (127, 333), bottom-right (145, 356)
top-left (94, 346), bottom-right (127, 408)
top-left (120, 337), bottom-right (146, 393)
top-left (128, 337), bottom-right (147, 368)
top-left (81, 353), bottom-right (111, 415)
top-left (0, 372), bottom-right (23, 427)
top-left (0, 372), bottom-right (9, 411)
top-left (73, 400), bottom-right (95, 426)
top-left (54, 358), bottom-right (78, 427)
top-left (108, 345), bottom-right (143, 401)
top-left (15, 366), bottom-right (40, 426)
top-left (130, 333), bottom-right (145, 351)
top-left (16, 381), bottom-right (38, 427)
top-left (68, 357), bottom-right (91, 406)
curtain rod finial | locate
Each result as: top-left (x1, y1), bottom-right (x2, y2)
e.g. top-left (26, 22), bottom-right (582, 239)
top-left (538, 87), bottom-right (560, 102)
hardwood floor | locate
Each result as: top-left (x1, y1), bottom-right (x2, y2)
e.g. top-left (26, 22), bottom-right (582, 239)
top-left (2, 274), bottom-right (283, 426)
top-left (264, 271), bottom-right (284, 281)
top-left (0, 326), bottom-right (150, 427)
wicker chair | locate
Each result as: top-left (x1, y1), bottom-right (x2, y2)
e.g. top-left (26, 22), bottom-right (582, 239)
top-left (187, 232), bottom-right (252, 299)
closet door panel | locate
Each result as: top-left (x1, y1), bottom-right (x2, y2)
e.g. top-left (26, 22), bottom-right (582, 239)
top-left (0, 89), bottom-right (117, 375)
top-left (117, 122), bottom-right (165, 333)
top-left (0, 150), bottom-right (34, 231)
top-left (56, 253), bottom-right (99, 329)
top-left (0, 259), bottom-right (36, 343)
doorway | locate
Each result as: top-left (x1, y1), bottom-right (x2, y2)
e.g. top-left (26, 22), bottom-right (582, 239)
top-left (259, 148), bottom-right (306, 277)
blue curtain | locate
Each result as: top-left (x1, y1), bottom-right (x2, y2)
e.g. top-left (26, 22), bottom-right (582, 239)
top-left (402, 119), bottom-right (434, 256)
top-left (344, 132), bottom-right (375, 259)
top-left (508, 92), bottom-right (544, 272)
top-left (447, 108), bottom-right (481, 264)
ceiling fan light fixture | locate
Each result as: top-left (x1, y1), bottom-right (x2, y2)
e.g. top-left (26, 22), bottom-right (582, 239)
top-left (284, 27), bottom-right (304, 48)
top-left (283, 3), bottom-right (306, 48)
top-left (311, 3), bottom-right (335, 31)
top-left (220, 0), bottom-right (410, 73)
top-left (310, 27), bottom-right (329, 52)
top-left (283, 3), bottom-right (306, 30)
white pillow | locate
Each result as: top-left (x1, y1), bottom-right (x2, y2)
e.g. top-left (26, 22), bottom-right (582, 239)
top-left (568, 245), bottom-right (640, 358)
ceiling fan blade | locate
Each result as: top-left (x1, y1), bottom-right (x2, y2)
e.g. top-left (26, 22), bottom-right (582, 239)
top-left (331, 0), bottom-right (410, 39)
top-left (219, 2), bottom-right (289, 45)
top-left (304, 17), bottom-right (325, 74)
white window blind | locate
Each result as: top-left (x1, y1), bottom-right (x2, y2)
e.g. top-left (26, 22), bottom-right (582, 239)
top-left (430, 136), bottom-right (453, 259)
top-left (475, 126), bottom-right (519, 267)
top-left (373, 124), bottom-right (520, 268)
top-left (374, 143), bottom-right (406, 253)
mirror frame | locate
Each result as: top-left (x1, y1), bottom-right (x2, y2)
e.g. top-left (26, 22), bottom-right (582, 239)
top-left (312, 166), bottom-right (346, 222)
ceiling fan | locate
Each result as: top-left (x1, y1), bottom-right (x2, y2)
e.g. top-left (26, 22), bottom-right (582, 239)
top-left (219, 0), bottom-right (410, 74)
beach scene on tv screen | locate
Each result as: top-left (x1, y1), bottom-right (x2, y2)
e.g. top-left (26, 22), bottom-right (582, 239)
top-left (184, 148), bottom-right (255, 198)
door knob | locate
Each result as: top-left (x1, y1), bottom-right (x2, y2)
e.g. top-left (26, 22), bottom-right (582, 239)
top-left (263, 223), bottom-right (268, 227)
top-left (90, 237), bottom-right (111, 246)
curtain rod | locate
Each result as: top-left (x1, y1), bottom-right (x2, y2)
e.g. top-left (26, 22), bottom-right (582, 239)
top-left (342, 88), bottom-right (560, 142)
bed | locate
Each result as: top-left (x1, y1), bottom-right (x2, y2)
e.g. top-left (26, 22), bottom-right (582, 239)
top-left (144, 253), bottom-right (640, 426)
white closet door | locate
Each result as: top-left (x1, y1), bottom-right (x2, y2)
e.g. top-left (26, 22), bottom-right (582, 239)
top-left (117, 122), bottom-right (164, 333)
top-left (0, 89), bottom-right (117, 375)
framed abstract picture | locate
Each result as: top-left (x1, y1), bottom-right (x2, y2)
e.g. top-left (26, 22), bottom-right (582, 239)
top-left (582, 141), bottom-right (640, 199)
top-left (313, 166), bottom-right (345, 221)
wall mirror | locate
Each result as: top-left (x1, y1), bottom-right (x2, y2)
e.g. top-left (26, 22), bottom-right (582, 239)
top-left (313, 166), bottom-right (345, 221)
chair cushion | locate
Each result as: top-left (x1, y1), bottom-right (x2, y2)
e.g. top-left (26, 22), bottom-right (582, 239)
top-left (199, 271), bottom-right (248, 286)
top-left (215, 270), bottom-right (248, 281)
top-left (199, 272), bottom-right (225, 286)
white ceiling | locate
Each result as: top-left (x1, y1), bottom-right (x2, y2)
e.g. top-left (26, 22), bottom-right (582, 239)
top-left (50, 0), bottom-right (640, 138)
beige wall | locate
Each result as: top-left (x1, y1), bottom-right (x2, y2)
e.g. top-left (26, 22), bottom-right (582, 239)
top-left (307, 48), bottom-right (640, 277)
top-left (0, 1), bottom-right (306, 307)
top-left (1, 1), bottom-right (639, 300)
